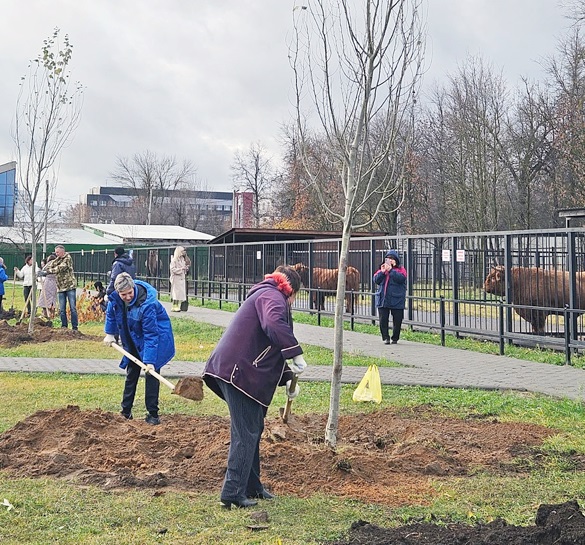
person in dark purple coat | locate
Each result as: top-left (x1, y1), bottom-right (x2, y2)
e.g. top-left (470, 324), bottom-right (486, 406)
top-left (203, 265), bottom-right (307, 509)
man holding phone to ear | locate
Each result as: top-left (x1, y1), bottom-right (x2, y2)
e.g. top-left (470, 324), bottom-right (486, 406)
top-left (373, 250), bottom-right (407, 344)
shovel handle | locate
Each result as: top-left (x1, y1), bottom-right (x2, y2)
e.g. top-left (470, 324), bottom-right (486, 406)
top-left (282, 374), bottom-right (298, 423)
top-left (109, 342), bottom-right (176, 392)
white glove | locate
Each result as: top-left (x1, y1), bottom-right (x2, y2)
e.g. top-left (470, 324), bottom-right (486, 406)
top-left (145, 364), bottom-right (155, 374)
top-left (103, 334), bottom-right (116, 346)
top-left (286, 379), bottom-right (300, 400)
top-left (290, 355), bottom-right (307, 374)
top-left (104, 294), bottom-right (109, 303)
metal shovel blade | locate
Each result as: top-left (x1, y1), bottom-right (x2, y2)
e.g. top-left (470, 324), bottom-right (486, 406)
top-left (280, 375), bottom-right (298, 423)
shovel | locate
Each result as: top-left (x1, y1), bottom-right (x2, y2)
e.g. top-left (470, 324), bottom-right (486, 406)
top-left (279, 374), bottom-right (298, 423)
top-left (17, 289), bottom-right (33, 325)
top-left (10, 276), bottom-right (15, 312)
top-left (109, 342), bottom-right (204, 402)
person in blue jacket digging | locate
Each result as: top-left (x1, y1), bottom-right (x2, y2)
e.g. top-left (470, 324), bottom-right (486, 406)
top-left (103, 273), bottom-right (175, 425)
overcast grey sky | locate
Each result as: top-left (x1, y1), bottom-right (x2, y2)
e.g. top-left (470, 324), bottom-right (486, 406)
top-left (0, 1), bottom-right (570, 210)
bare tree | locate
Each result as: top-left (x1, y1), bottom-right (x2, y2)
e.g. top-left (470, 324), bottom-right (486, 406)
top-left (276, 126), bottom-right (346, 229)
top-left (61, 202), bottom-right (90, 227)
top-left (544, 29), bottom-right (585, 212)
top-left (563, 0), bottom-right (585, 23)
top-left (495, 81), bottom-right (554, 229)
top-left (231, 142), bottom-right (277, 227)
top-left (291, 0), bottom-right (424, 446)
top-left (13, 28), bottom-right (84, 332)
top-left (421, 57), bottom-right (509, 233)
top-left (110, 151), bottom-right (196, 225)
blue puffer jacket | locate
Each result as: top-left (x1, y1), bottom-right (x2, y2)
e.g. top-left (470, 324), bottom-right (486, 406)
top-left (105, 280), bottom-right (175, 370)
top-left (0, 266), bottom-right (7, 296)
top-left (373, 250), bottom-right (407, 309)
top-left (106, 254), bottom-right (137, 295)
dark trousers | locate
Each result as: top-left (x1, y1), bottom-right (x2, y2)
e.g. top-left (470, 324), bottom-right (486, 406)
top-left (23, 285), bottom-right (32, 314)
top-left (378, 307), bottom-right (404, 342)
top-left (121, 360), bottom-right (160, 416)
top-left (216, 380), bottom-right (266, 501)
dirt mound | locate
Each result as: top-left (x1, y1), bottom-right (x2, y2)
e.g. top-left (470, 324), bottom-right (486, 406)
top-left (0, 320), bottom-right (101, 347)
top-left (0, 309), bottom-right (17, 320)
top-left (0, 405), bottom-right (557, 506)
top-left (331, 500), bottom-right (585, 545)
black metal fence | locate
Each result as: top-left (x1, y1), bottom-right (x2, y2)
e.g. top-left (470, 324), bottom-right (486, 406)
top-left (71, 228), bottom-right (585, 364)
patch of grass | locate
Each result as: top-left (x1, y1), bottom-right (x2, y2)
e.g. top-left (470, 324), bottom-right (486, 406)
top-left (2, 376), bottom-right (585, 542)
top-left (0, 478), bottom-right (392, 545)
top-left (0, 316), bottom-right (399, 368)
top-left (3, 296), bottom-right (585, 542)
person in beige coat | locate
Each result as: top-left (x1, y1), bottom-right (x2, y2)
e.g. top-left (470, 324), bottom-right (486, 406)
top-left (169, 246), bottom-right (190, 311)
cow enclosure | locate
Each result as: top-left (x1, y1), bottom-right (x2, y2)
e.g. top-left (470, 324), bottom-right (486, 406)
top-left (72, 228), bottom-right (585, 363)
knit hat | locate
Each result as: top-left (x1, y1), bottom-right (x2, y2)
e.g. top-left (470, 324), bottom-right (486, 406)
top-left (114, 246), bottom-right (125, 257)
top-left (114, 272), bottom-right (135, 293)
top-left (385, 250), bottom-right (400, 266)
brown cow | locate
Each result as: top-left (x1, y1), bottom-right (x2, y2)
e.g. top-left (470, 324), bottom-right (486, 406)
top-left (292, 263), bottom-right (361, 312)
top-left (146, 250), bottom-right (161, 278)
top-left (484, 265), bottom-right (585, 334)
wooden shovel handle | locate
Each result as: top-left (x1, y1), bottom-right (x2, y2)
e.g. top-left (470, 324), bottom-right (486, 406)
top-left (109, 341), bottom-right (176, 391)
top-left (17, 288), bottom-right (33, 323)
top-left (282, 374), bottom-right (298, 423)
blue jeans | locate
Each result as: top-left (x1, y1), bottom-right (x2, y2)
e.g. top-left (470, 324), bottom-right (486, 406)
top-left (58, 289), bottom-right (78, 329)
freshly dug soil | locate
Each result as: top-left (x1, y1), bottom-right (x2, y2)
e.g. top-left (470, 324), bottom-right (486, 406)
top-left (1, 406), bottom-right (583, 543)
top-left (0, 405), bottom-right (558, 504)
top-left (330, 500), bottom-right (585, 545)
top-left (0, 319), bottom-right (101, 346)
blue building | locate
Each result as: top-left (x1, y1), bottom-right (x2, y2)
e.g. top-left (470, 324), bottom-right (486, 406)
top-left (0, 162), bottom-right (17, 227)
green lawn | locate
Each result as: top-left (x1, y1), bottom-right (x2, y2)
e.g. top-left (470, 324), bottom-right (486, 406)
top-left (2, 294), bottom-right (585, 543)
top-left (2, 374), bottom-right (585, 544)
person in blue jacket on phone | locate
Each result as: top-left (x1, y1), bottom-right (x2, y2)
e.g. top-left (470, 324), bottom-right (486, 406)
top-left (373, 250), bottom-right (407, 344)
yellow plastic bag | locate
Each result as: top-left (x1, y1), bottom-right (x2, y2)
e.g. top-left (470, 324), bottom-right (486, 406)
top-left (352, 364), bottom-right (382, 404)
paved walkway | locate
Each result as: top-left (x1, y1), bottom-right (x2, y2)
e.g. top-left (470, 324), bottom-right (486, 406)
top-left (2, 303), bottom-right (585, 401)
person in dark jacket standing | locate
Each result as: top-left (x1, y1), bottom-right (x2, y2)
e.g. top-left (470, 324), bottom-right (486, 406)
top-left (203, 265), bottom-right (307, 509)
top-left (106, 247), bottom-right (137, 296)
top-left (103, 273), bottom-right (175, 425)
top-left (374, 250), bottom-right (407, 344)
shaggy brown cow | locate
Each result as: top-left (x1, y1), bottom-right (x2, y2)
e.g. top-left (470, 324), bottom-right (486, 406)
top-left (146, 250), bottom-right (161, 278)
top-left (483, 265), bottom-right (585, 334)
top-left (292, 263), bottom-right (361, 312)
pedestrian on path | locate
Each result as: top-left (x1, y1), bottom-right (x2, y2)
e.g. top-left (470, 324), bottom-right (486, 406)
top-left (103, 273), bottom-right (175, 425)
top-left (374, 250), bottom-right (407, 344)
top-left (203, 265), bottom-right (308, 509)
top-left (169, 246), bottom-right (190, 312)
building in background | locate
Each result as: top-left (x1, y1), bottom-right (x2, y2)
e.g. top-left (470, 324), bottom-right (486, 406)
top-left (0, 162), bottom-right (17, 227)
top-left (233, 191), bottom-right (254, 228)
top-left (80, 186), bottom-right (240, 235)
